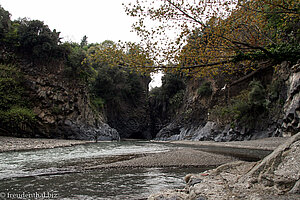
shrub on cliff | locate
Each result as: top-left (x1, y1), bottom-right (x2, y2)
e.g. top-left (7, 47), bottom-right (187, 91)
top-left (0, 5), bottom-right (11, 42)
top-left (162, 73), bottom-right (186, 98)
top-left (149, 73), bottom-right (186, 102)
top-left (209, 81), bottom-right (267, 128)
top-left (197, 82), bottom-right (212, 97)
top-left (0, 64), bottom-right (36, 135)
top-left (169, 89), bottom-right (185, 110)
top-left (63, 41), bottom-right (97, 82)
top-left (15, 19), bottom-right (65, 60)
top-left (91, 64), bottom-right (145, 107)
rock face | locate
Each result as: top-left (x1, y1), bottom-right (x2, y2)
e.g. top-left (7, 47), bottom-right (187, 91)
top-left (154, 61), bottom-right (299, 141)
top-left (21, 61), bottom-right (119, 140)
top-left (149, 132), bottom-right (300, 200)
top-left (156, 122), bottom-right (280, 142)
top-left (282, 62), bottom-right (300, 136)
top-left (105, 77), bottom-right (151, 139)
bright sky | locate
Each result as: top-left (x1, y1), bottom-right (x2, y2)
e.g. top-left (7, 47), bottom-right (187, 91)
top-left (0, 0), bottom-right (138, 44)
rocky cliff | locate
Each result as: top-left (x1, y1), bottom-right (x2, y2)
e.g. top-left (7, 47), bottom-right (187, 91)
top-left (18, 60), bottom-right (119, 140)
top-left (154, 61), bottom-right (300, 141)
top-left (105, 76), bottom-right (152, 139)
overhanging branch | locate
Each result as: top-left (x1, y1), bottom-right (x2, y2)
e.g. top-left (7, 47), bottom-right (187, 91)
top-left (165, 0), bottom-right (206, 27)
top-left (130, 59), bottom-right (234, 70)
top-left (231, 41), bottom-right (272, 56)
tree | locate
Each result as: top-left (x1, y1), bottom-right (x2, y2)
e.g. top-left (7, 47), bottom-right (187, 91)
top-left (87, 41), bottom-right (148, 105)
top-left (80, 35), bottom-right (88, 48)
top-left (123, 0), bottom-right (300, 77)
top-left (0, 5), bottom-right (11, 40)
top-left (85, 40), bottom-right (154, 74)
top-left (16, 18), bottom-right (63, 59)
top-left (62, 41), bottom-right (97, 82)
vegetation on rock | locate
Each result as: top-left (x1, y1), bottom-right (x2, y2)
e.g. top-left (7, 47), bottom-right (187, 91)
top-left (0, 1), bottom-right (299, 139)
top-left (0, 64), bottom-right (36, 135)
top-left (197, 82), bottom-right (212, 97)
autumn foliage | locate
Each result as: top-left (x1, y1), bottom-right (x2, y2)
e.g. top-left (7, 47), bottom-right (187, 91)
top-left (122, 0), bottom-right (299, 77)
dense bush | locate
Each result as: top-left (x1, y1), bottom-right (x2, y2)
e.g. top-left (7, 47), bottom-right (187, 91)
top-left (161, 73), bottom-right (186, 99)
top-left (248, 80), bottom-right (266, 106)
top-left (91, 97), bottom-right (105, 112)
top-left (62, 42), bottom-right (96, 81)
top-left (91, 64), bottom-right (145, 107)
top-left (0, 106), bottom-right (35, 128)
top-left (0, 64), bottom-right (36, 134)
top-left (197, 82), bottom-right (212, 97)
top-left (0, 5), bottom-right (11, 41)
top-left (209, 81), bottom-right (267, 128)
top-left (149, 73), bottom-right (186, 117)
top-left (13, 19), bottom-right (65, 60)
top-left (169, 89), bottom-right (185, 110)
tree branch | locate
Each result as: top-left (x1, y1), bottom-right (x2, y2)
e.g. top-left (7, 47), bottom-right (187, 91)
top-left (230, 61), bottom-right (274, 86)
top-left (130, 59), bottom-right (233, 70)
top-left (231, 41), bottom-right (272, 56)
top-left (180, 60), bottom-right (232, 69)
top-left (165, 0), bottom-right (206, 27)
top-left (238, 3), bottom-right (299, 14)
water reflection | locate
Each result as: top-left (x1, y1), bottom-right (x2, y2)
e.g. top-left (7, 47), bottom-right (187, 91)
top-left (1, 167), bottom-right (206, 199)
top-left (0, 141), bottom-right (172, 180)
top-left (0, 141), bottom-right (207, 199)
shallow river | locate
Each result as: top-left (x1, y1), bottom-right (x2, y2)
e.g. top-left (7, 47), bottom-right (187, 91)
top-left (0, 141), bottom-right (210, 200)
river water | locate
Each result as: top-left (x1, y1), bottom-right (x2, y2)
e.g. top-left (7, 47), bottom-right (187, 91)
top-left (0, 141), bottom-right (209, 200)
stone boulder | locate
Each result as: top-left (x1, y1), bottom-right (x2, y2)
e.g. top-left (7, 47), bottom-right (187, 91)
top-left (149, 132), bottom-right (300, 200)
top-left (59, 120), bottom-right (120, 141)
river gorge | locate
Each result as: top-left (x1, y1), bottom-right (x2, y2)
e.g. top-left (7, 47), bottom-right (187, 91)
top-left (0, 139), bottom-right (281, 199)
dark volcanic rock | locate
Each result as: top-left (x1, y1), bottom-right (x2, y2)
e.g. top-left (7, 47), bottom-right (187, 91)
top-left (105, 77), bottom-right (151, 139)
top-left (154, 61), bottom-right (299, 142)
top-left (19, 61), bottom-right (120, 140)
top-left (59, 120), bottom-right (119, 141)
top-left (282, 62), bottom-right (300, 136)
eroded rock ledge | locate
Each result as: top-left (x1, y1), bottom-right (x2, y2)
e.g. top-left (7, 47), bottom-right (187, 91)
top-left (149, 132), bottom-right (300, 200)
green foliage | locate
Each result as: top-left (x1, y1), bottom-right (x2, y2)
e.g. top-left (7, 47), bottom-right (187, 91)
top-left (209, 81), bottom-right (267, 128)
top-left (0, 64), bottom-right (36, 133)
top-left (233, 43), bottom-right (300, 64)
top-left (248, 80), bottom-right (266, 106)
top-left (267, 79), bottom-right (284, 101)
top-left (92, 64), bottom-right (144, 105)
top-left (0, 64), bottom-right (24, 110)
top-left (161, 73), bottom-right (186, 99)
top-left (0, 5), bottom-right (11, 40)
top-left (209, 89), bottom-right (250, 125)
top-left (269, 43), bottom-right (300, 64)
top-left (91, 97), bottom-right (105, 111)
top-left (15, 18), bottom-right (64, 59)
top-left (263, 2), bottom-right (300, 44)
top-left (88, 40), bottom-right (148, 105)
top-left (197, 82), bottom-right (212, 97)
top-left (149, 73), bottom-right (186, 105)
top-left (169, 89), bottom-right (185, 109)
top-left (149, 73), bottom-right (186, 117)
top-left (62, 42), bottom-right (97, 82)
top-left (0, 106), bottom-right (36, 127)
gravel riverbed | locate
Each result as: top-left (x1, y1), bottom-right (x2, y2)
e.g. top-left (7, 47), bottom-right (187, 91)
top-left (0, 136), bottom-right (288, 169)
top-left (0, 136), bottom-right (92, 152)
